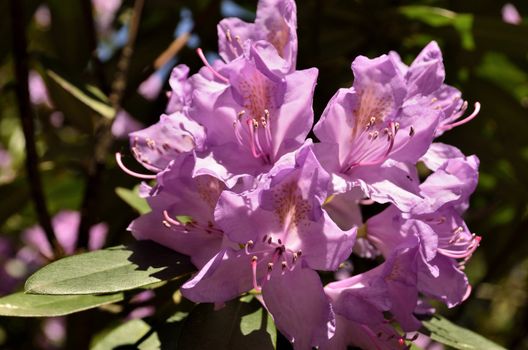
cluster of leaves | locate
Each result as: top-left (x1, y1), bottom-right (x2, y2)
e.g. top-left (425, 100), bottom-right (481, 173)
top-left (0, 0), bottom-right (527, 349)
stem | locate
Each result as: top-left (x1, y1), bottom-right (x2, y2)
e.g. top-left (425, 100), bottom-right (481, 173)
top-left (153, 32), bottom-right (190, 70)
top-left (77, 0), bottom-right (145, 249)
top-left (9, 0), bottom-right (61, 257)
top-left (109, 0), bottom-right (145, 109)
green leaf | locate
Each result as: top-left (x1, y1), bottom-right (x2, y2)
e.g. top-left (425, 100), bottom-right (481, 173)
top-left (473, 17), bottom-right (528, 59)
top-left (115, 186), bottom-right (192, 224)
top-left (0, 178), bottom-right (30, 226)
top-left (91, 308), bottom-right (190, 349)
top-left (46, 70), bottom-right (115, 119)
top-left (399, 6), bottom-right (474, 50)
top-left (46, 0), bottom-right (94, 71)
top-left (476, 52), bottom-right (528, 103)
top-left (115, 186), bottom-right (151, 214)
top-left (178, 297), bottom-right (276, 350)
top-left (409, 344), bottom-right (424, 350)
top-left (0, 292), bottom-right (123, 317)
top-left (423, 315), bottom-right (506, 350)
top-left (91, 319), bottom-right (161, 350)
top-left (25, 241), bottom-right (195, 295)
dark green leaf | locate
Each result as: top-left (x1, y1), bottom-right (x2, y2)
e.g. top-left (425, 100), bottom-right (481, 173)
top-left (423, 315), bottom-right (506, 350)
top-left (115, 186), bottom-right (150, 214)
top-left (0, 292), bottom-right (123, 317)
top-left (473, 17), bottom-right (528, 59)
top-left (25, 241), bottom-right (194, 295)
top-left (0, 178), bottom-right (30, 227)
top-left (178, 297), bottom-right (276, 350)
top-left (90, 308), bottom-right (190, 350)
top-left (46, 70), bottom-right (114, 119)
top-left (46, 0), bottom-right (93, 71)
top-left (90, 319), bottom-right (160, 350)
top-left (399, 6), bottom-right (474, 50)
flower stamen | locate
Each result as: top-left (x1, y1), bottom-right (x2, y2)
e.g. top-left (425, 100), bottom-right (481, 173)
top-left (196, 48), bottom-right (229, 83)
top-left (251, 256), bottom-right (261, 292)
top-left (163, 210), bottom-right (182, 227)
top-left (115, 152), bottom-right (157, 179)
top-left (439, 102), bottom-right (480, 132)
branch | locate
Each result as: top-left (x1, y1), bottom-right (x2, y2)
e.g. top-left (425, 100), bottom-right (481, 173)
top-left (77, 0), bottom-right (145, 249)
top-left (109, 0), bottom-right (146, 109)
top-left (9, 0), bottom-right (61, 257)
top-left (153, 32), bottom-right (190, 70)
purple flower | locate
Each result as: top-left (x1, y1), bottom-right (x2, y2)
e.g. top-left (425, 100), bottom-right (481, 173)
top-left (323, 188), bottom-right (379, 259)
top-left (366, 216), bottom-right (470, 306)
top-left (22, 210), bottom-right (108, 262)
top-left (138, 58), bottom-right (176, 102)
top-left (502, 3), bottom-right (522, 25)
top-left (218, 0), bottom-right (298, 71)
top-left (314, 50), bottom-right (441, 168)
top-left (127, 290), bottom-right (156, 320)
top-left (137, 72), bottom-right (165, 101)
top-left (92, 0), bottom-right (122, 35)
top-left (413, 152), bottom-right (480, 215)
top-left (410, 332), bottom-right (445, 350)
top-left (190, 42), bottom-right (317, 185)
top-left (325, 259), bottom-right (392, 326)
top-left (318, 150), bottom-right (480, 332)
top-left (166, 64), bottom-right (193, 114)
top-left (128, 112), bottom-right (206, 174)
top-left (314, 48), bottom-right (440, 210)
top-left (181, 144), bottom-right (356, 348)
top-left (127, 40), bottom-right (315, 186)
top-left (390, 42), bottom-right (480, 137)
top-left (29, 70), bottom-right (52, 108)
top-left (124, 63), bottom-right (216, 177)
top-left (49, 111), bottom-right (65, 128)
top-left (34, 5), bottom-right (51, 29)
top-left (111, 109), bottom-right (144, 140)
top-left (119, 7), bottom-right (481, 348)
top-left (365, 152), bottom-right (480, 309)
top-left (420, 142), bottom-right (465, 172)
top-left (325, 242), bottom-right (422, 332)
top-left (129, 155), bottom-right (228, 268)
top-left (39, 317), bottom-right (66, 349)
top-left (320, 315), bottom-right (409, 350)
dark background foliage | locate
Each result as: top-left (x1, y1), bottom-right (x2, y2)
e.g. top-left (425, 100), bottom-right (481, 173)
top-left (0, 0), bottom-right (527, 349)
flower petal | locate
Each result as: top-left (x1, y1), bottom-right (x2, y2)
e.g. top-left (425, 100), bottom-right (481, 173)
top-left (129, 113), bottom-right (205, 172)
top-left (271, 67), bottom-right (318, 160)
top-left (352, 160), bottom-right (422, 212)
top-left (420, 142), bottom-right (465, 171)
top-left (128, 200), bottom-right (222, 269)
top-left (418, 255), bottom-right (469, 308)
top-left (214, 187), bottom-right (265, 244)
top-left (262, 265), bottom-right (335, 349)
top-left (325, 264), bottom-right (390, 325)
top-left (321, 315), bottom-right (406, 350)
top-left (414, 155), bottom-right (479, 215)
top-left (166, 64), bottom-right (193, 114)
top-left (301, 211), bottom-right (356, 271)
top-left (181, 248), bottom-right (259, 302)
top-left (405, 41), bottom-right (445, 98)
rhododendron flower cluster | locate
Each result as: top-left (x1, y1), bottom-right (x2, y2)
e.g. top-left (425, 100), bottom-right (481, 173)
top-left (120, 0), bottom-right (481, 348)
